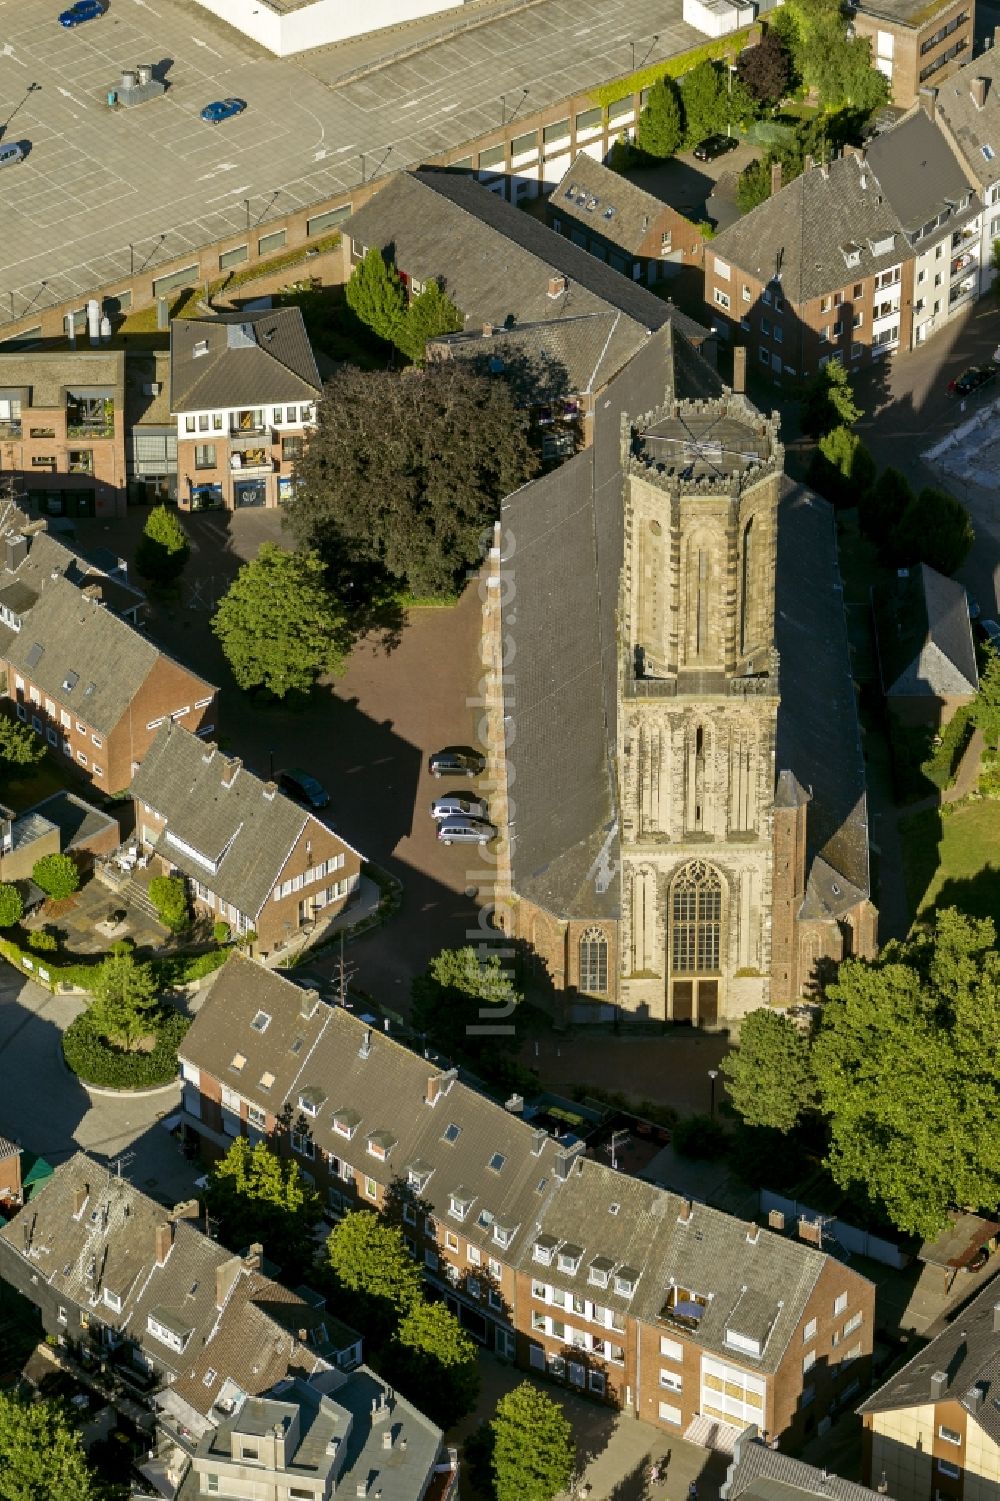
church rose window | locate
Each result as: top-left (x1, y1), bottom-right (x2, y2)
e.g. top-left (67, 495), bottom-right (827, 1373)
top-left (579, 928), bottom-right (608, 993)
top-left (671, 862), bottom-right (722, 973)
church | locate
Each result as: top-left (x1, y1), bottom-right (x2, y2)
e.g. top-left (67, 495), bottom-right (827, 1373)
top-left (484, 319), bottom-right (877, 1026)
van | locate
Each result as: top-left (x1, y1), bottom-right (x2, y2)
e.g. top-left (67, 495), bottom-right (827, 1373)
top-left (0, 144), bottom-right (25, 168)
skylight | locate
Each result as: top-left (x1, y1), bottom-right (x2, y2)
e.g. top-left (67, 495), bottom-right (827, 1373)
top-left (983, 144), bottom-right (996, 161)
top-left (251, 1011), bottom-right (271, 1033)
top-left (488, 1152), bottom-right (506, 1173)
top-left (443, 1122), bottom-right (461, 1144)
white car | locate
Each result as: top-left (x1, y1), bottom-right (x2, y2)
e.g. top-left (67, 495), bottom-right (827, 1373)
top-left (430, 793), bottom-right (489, 821)
top-left (437, 815), bottom-right (497, 846)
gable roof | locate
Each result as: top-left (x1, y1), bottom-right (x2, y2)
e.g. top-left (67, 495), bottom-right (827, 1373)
top-left (723, 1429), bottom-right (890, 1501)
top-left (130, 720), bottom-right (361, 920)
top-left (430, 310), bottom-right (646, 401)
top-left (179, 955), bottom-right (858, 1370)
top-left (170, 308), bottom-right (321, 413)
top-left (858, 1273), bottom-right (1000, 1445)
top-left (936, 53), bottom-right (1000, 187)
top-left (552, 152), bottom-right (687, 254)
top-left (710, 153), bottom-right (906, 304)
top-left (0, 507), bottom-right (146, 621)
top-left (873, 563), bottom-right (979, 700)
top-left (866, 107), bottom-right (978, 236)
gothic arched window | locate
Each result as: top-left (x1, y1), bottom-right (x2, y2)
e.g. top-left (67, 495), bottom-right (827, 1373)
top-left (671, 861), bottom-right (723, 973)
top-left (740, 516), bottom-right (754, 654)
top-left (579, 928), bottom-right (609, 994)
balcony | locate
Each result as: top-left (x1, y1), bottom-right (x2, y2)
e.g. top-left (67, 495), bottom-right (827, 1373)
top-left (951, 249), bottom-right (978, 278)
top-left (0, 420), bottom-right (22, 438)
top-left (229, 449), bottom-right (272, 476)
top-left (949, 276), bottom-right (977, 308)
top-left (66, 394), bottom-right (114, 440)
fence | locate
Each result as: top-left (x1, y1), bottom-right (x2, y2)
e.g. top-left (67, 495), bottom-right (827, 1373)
top-left (760, 1189), bottom-right (908, 1268)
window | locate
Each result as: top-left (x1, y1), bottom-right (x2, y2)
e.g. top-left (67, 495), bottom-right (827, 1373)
top-left (937, 1461), bottom-right (961, 1479)
top-left (761, 318), bottom-right (771, 337)
top-left (660, 1369), bottom-right (683, 1391)
top-left (103, 1288), bottom-right (121, 1311)
top-left (282, 435), bottom-right (305, 462)
top-left (239, 1441), bottom-right (259, 1461)
top-left (77, 750), bottom-right (88, 766)
top-left (671, 861), bottom-right (721, 973)
top-left (57, 1305), bottom-right (67, 1323)
top-left (195, 444), bottom-right (216, 469)
top-left (425, 1249), bottom-right (439, 1271)
top-left (248, 1104), bottom-right (265, 1129)
top-left (291, 1131), bottom-right (314, 1158)
top-left (803, 1349), bottom-right (816, 1374)
top-left (844, 1311), bottom-right (863, 1335)
top-left (713, 289), bottom-right (731, 311)
top-left (939, 1426), bottom-right (962, 1446)
top-left (467, 1244), bottom-right (481, 1265)
top-left (364, 1176), bottom-right (377, 1200)
top-left (204, 1477), bottom-right (220, 1495)
top-left (853, 283), bottom-right (863, 299)
top-left (575, 107), bottom-right (602, 134)
top-left (660, 1336), bottom-right (683, 1360)
top-left (307, 206), bottom-right (351, 237)
top-left (579, 929), bottom-right (608, 993)
top-left (742, 284), bottom-right (751, 302)
top-left (833, 1293), bottom-right (848, 1316)
top-left (714, 257), bottom-right (730, 280)
top-left (759, 347), bottom-right (771, 365)
top-left (219, 244), bottom-right (248, 271)
top-left (821, 295), bottom-right (832, 312)
top-left (659, 1402), bottom-right (682, 1424)
top-left (803, 1318), bottom-right (816, 1343)
top-left (259, 229), bottom-right (288, 256)
top-left (251, 1010), bottom-right (270, 1033)
top-left (445, 1230), bottom-right (459, 1252)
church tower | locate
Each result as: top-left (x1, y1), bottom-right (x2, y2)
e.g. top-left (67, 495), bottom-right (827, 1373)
top-left (617, 395), bottom-right (784, 1024)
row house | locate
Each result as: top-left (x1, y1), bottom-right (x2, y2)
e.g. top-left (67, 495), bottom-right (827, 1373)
top-left (0, 1154), bottom-right (456, 1501)
top-left (129, 719), bottom-right (362, 953)
top-left (170, 308), bottom-right (321, 511)
top-left (0, 349), bottom-right (126, 519)
top-left (0, 513), bottom-right (215, 795)
top-left (931, 39), bottom-right (1000, 301)
top-left (178, 958), bottom-right (877, 1450)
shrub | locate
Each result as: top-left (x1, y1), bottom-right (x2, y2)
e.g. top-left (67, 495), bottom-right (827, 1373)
top-left (213, 920), bottom-right (231, 945)
top-left (0, 882), bottom-right (24, 928)
top-left (889, 486), bottom-right (974, 575)
top-left (28, 929), bottom-right (58, 953)
top-left (671, 1113), bottom-right (729, 1159)
top-left (62, 1008), bottom-right (189, 1089)
top-left (32, 853), bottom-right (80, 900)
top-left (148, 875), bottom-right (189, 933)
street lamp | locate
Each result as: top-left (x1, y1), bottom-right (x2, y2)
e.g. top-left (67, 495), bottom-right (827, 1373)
top-left (708, 1068), bottom-right (719, 1120)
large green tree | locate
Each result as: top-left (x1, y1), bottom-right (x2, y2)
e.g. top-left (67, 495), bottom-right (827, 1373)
top-left (325, 1209), bottom-right (422, 1313)
top-left (636, 77), bottom-right (683, 158)
top-left (860, 466), bottom-right (914, 553)
top-left (488, 1383), bottom-right (575, 1501)
top-left (287, 363), bottom-right (537, 598)
top-left (411, 946), bottom-right (523, 1080)
top-left (345, 246), bottom-right (407, 345)
top-left (971, 653), bottom-right (1000, 749)
top-left (0, 883), bottom-right (22, 928)
top-left (0, 714), bottom-right (45, 769)
top-left (721, 1009), bottom-right (815, 1132)
top-left (812, 909), bottom-right (1000, 1238)
top-left (808, 424), bottom-right (876, 508)
top-left (387, 1299), bottom-right (481, 1428)
top-left (208, 1136), bottom-right (321, 1277)
top-left (88, 941), bottom-right (159, 1051)
top-left (889, 486), bottom-right (974, 576)
top-left (397, 282), bottom-right (464, 364)
top-left (801, 361), bottom-right (861, 439)
top-left (212, 543), bottom-right (347, 698)
top-left (135, 504), bottom-right (190, 585)
top-left (736, 30), bottom-right (790, 106)
top-left (0, 1391), bottom-right (100, 1501)
top-left (31, 853), bottom-right (79, 900)
top-left (680, 60), bottom-right (730, 146)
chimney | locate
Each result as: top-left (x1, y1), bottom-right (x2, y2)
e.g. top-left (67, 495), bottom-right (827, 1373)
top-left (770, 160), bottom-right (782, 197)
top-left (221, 756), bottom-right (241, 788)
top-left (262, 780), bottom-right (277, 800)
top-left (504, 1093), bottom-right (524, 1114)
top-left (972, 76), bottom-right (990, 109)
top-left (547, 274), bottom-right (568, 298)
top-left (930, 1370), bottom-right (948, 1400)
top-left (678, 1198), bottom-right (694, 1224)
top-left (803, 154), bottom-right (814, 173)
top-left (73, 1184), bottom-right (89, 1217)
top-left (359, 1027), bottom-right (372, 1059)
top-left (382, 1430), bottom-right (393, 1451)
top-left (170, 1199), bottom-right (200, 1221)
top-left (154, 1221), bottom-right (174, 1265)
top-left (993, 1302), bottom-right (1000, 1334)
top-left (299, 988), bottom-right (320, 1019)
top-left (201, 742), bottom-right (218, 764)
top-left (215, 1253), bottom-right (243, 1309)
top-left (531, 1127), bottom-right (547, 1156)
top-left (5, 533), bottom-right (28, 572)
top-left (968, 1383), bottom-right (985, 1412)
top-left (746, 1222), bottom-right (760, 1244)
top-left (482, 322), bottom-right (493, 337)
top-left (400, 1436), bottom-right (408, 1451)
top-left (733, 347), bottom-right (747, 394)
top-left (554, 1141), bottom-right (585, 1180)
top-left (244, 1242), bottom-right (263, 1271)
top-left (425, 1067), bottom-right (456, 1106)
top-left (995, 22), bottom-right (1000, 48)
top-left (919, 86), bottom-right (937, 120)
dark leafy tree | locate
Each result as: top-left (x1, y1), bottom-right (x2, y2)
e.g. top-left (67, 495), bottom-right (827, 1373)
top-left (385, 1300), bottom-right (481, 1428)
top-left (812, 910), bottom-right (1000, 1238)
top-left (736, 30), bottom-right (791, 106)
top-left (680, 60), bottom-right (730, 147)
top-left (801, 361), bottom-right (861, 439)
top-left (397, 282), bottom-right (464, 364)
top-left (889, 486), bottom-right (974, 575)
top-left (344, 246), bottom-right (406, 345)
top-left (736, 159), bottom-right (772, 213)
top-left (808, 425), bottom-right (876, 508)
top-left (721, 1009), bottom-right (815, 1132)
top-left (135, 504), bottom-right (190, 585)
top-left (0, 1391), bottom-right (101, 1501)
top-left (972, 653), bottom-right (1000, 749)
top-left (635, 77), bottom-right (683, 158)
top-left (859, 466), bottom-right (914, 552)
top-left (87, 941), bottom-right (159, 1052)
top-left (0, 714), bottom-right (45, 769)
top-left (411, 946), bottom-right (523, 1083)
top-left (768, 6), bottom-right (804, 91)
top-left (287, 363), bottom-right (537, 598)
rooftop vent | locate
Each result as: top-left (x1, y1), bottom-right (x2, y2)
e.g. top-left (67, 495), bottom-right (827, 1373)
top-left (359, 1028), bottom-right (372, 1060)
top-left (931, 1370), bottom-right (948, 1400)
top-left (547, 275), bottom-right (568, 299)
top-left (193, 339), bottom-right (209, 358)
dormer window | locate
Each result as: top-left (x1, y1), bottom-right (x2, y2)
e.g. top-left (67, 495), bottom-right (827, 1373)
top-left (250, 1011), bottom-right (271, 1033)
top-left (725, 1327), bottom-right (763, 1357)
top-left (533, 1234), bottom-right (558, 1266)
top-left (557, 1243), bottom-right (583, 1275)
top-left (298, 1087), bottom-right (325, 1118)
top-left (449, 1188), bottom-right (474, 1222)
top-left (102, 1288), bottom-right (121, 1312)
top-left (615, 1265), bottom-right (640, 1299)
top-left (332, 1108), bottom-right (360, 1140)
top-left (407, 1160), bottom-right (433, 1192)
top-left (493, 1222), bottom-right (516, 1249)
top-left (840, 241), bottom-right (862, 268)
top-left (661, 1285), bottom-right (707, 1326)
top-left (193, 340), bottom-right (209, 357)
top-left (588, 1255), bottom-right (615, 1289)
top-left (367, 1130), bottom-right (396, 1161)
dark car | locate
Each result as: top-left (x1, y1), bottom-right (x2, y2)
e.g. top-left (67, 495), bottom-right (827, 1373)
top-left (693, 134), bottom-right (738, 162)
top-left (278, 767), bottom-right (330, 810)
top-left (947, 365), bottom-right (997, 397)
top-left (59, 0), bottom-right (102, 24)
top-left (428, 746), bottom-right (486, 778)
top-left (200, 98), bottom-right (247, 124)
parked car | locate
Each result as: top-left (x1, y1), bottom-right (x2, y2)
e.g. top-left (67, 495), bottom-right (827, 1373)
top-left (0, 143), bottom-right (25, 168)
top-left (947, 365), bottom-right (997, 397)
top-left (437, 815), bottom-right (497, 846)
top-left (200, 98), bottom-right (247, 124)
top-left (59, 0), bottom-right (102, 24)
top-left (693, 134), bottom-right (738, 162)
top-left (428, 746), bottom-right (486, 778)
top-left (278, 767), bottom-right (330, 810)
top-left (430, 792), bottom-right (490, 821)
top-left (977, 618), bottom-right (1000, 652)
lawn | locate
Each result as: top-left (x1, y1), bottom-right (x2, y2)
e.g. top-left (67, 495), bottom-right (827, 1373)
top-left (2, 758), bottom-right (81, 814)
top-left (898, 798), bottom-right (1000, 926)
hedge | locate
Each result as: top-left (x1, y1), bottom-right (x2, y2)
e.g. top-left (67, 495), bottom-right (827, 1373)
top-left (0, 934), bottom-right (231, 994)
top-left (62, 1008), bottom-right (190, 1089)
top-left (590, 29), bottom-right (753, 108)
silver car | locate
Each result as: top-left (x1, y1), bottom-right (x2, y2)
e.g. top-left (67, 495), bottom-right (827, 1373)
top-left (437, 815), bottom-right (497, 846)
top-left (430, 793), bottom-right (489, 821)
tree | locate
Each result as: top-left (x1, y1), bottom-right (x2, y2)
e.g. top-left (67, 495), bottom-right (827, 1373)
top-left (808, 424), bottom-right (876, 508)
top-left (801, 361), bottom-right (861, 439)
top-left (325, 1209), bottom-right (422, 1315)
top-left (0, 884), bottom-right (22, 928)
top-left (489, 1383), bottom-right (575, 1501)
top-left (287, 363), bottom-right (537, 599)
top-left (737, 159), bottom-right (772, 213)
top-left (397, 282), bottom-right (464, 365)
top-left (768, 6), bottom-right (804, 92)
top-left (148, 874), bottom-right (189, 933)
top-left (0, 1390), bottom-right (101, 1501)
top-left (411, 946), bottom-right (522, 1069)
top-left (680, 60), bottom-right (729, 147)
top-left (387, 1300), bottom-right (481, 1428)
top-left (812, 909), bottom-right (1000, 1238)
top-left (736, 30), bottom-right (791, 106)
top-left (635, 77), bottom-right (683, 158)
top-left (344, 246), bottom-right (407, 345)
top-left (212, 543), bottom-right (347, 698)
top-left (860, 465), bottom-right (914, 552)
top-left (208, 1136), bottom-right (322, 1278)
top-left (721, 1009), bottom-right (815, 1132)
top-left (0, 714), bottom-right (45, 769)
top-left (889, 486), bottom-right (974, 576)
top-left (31, 852), bottom-right (79, 901)
top-left (971, 653), bottom-right (1000, 749)
top-left (87, 941), bottom-right (159, 1051)
top-left (135, 504), bottom-right (190, 585)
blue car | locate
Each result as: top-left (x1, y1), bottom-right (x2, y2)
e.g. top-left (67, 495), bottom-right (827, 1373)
top-left (200, 98), bottom-right (247, 124)
top-left (59, 0), bottom-right (102, 24)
